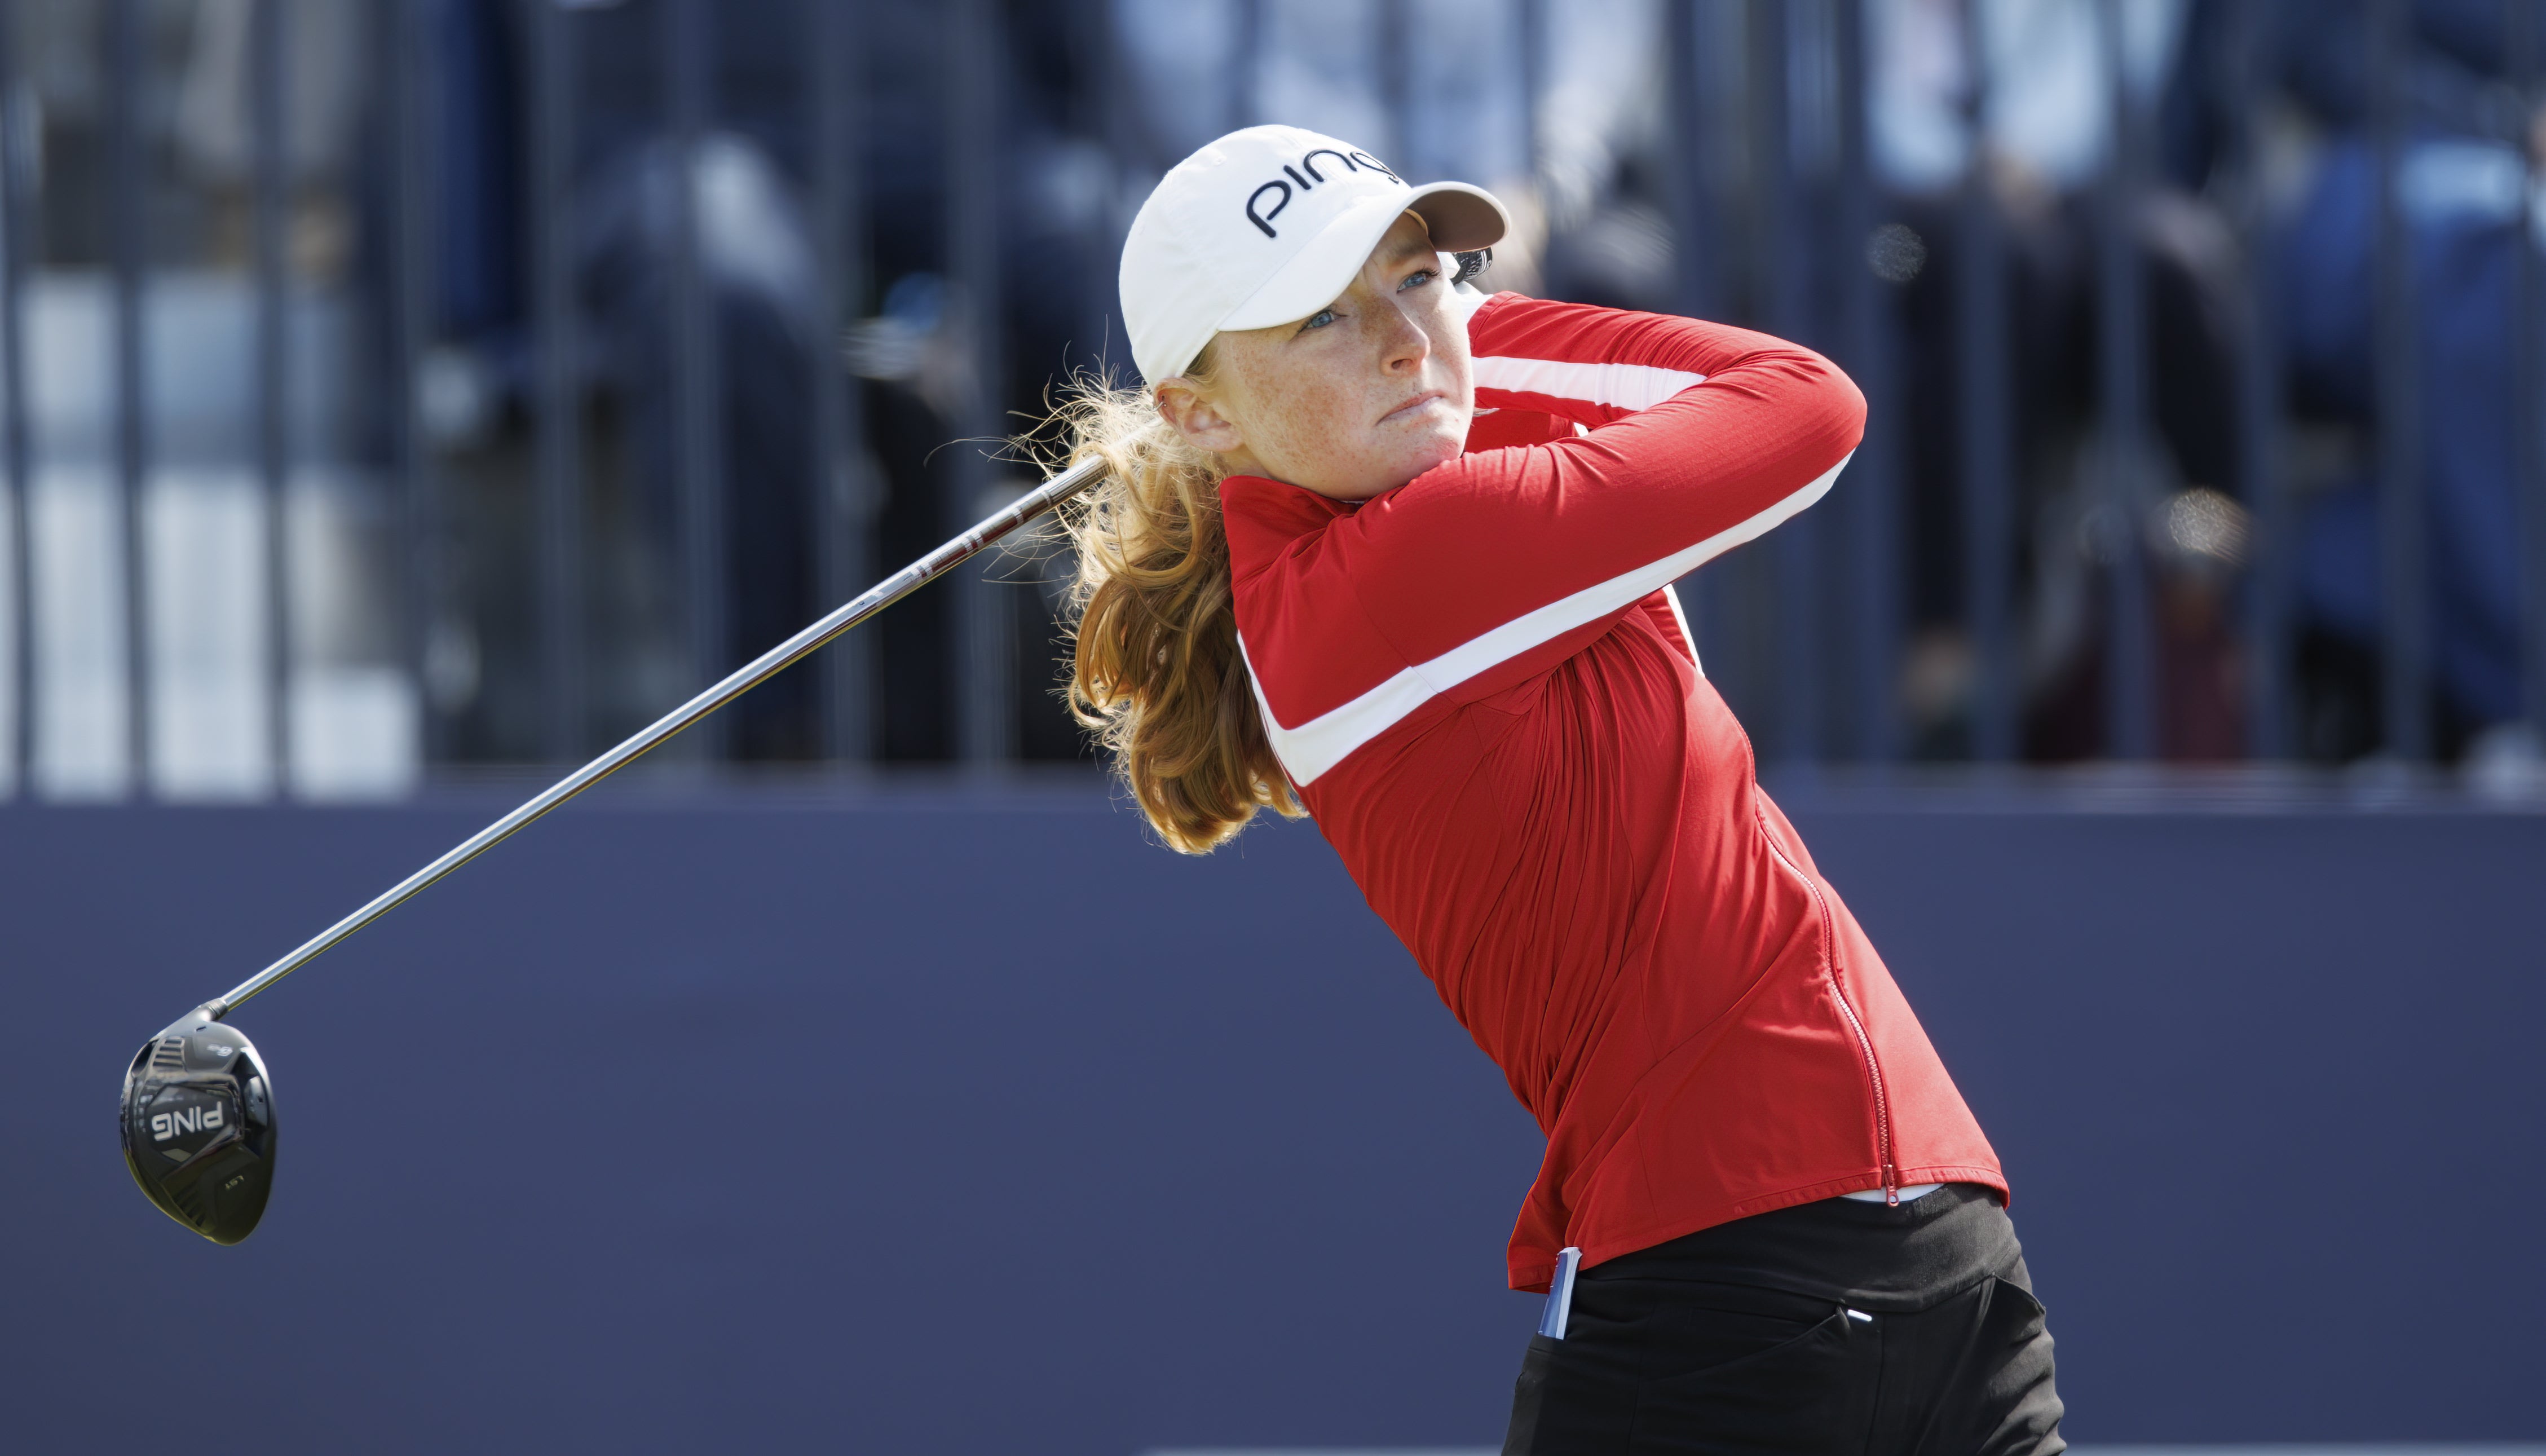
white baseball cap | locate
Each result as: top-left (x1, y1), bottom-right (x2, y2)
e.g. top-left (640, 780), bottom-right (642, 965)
top-left (1119, 124), bottom-right (1510, 386)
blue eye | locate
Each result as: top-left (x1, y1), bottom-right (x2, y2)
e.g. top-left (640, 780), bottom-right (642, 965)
top-left (1401, 268), bottom-right (1436, 291)
top-left (1300, 308), bottom-right (1338, 332)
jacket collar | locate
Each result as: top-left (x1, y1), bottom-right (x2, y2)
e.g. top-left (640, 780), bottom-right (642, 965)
top-left (1217, 473), bottom-right (1365, 580)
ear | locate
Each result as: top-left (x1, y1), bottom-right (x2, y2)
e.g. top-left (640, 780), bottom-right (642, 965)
top-left (1154, 376), bottom-right (1247, 455)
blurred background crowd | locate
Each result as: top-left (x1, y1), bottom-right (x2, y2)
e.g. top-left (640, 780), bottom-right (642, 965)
top-left (3, 0), bottom-right (2544, 797)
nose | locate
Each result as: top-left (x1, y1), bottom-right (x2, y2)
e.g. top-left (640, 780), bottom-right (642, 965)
top-left (1374, 294), bottom-right (1430, 376)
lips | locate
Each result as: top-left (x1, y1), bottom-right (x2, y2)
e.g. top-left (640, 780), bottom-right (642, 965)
top-left (1379, 390), bottom-right (1448, 425)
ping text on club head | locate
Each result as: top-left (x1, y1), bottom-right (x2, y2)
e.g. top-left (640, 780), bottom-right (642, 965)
top-left (150, 1104), bottom-right (224, 1141)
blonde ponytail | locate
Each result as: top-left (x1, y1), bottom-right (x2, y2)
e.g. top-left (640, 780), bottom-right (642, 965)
top-left (1054, 363), bottom-right (1303, 853)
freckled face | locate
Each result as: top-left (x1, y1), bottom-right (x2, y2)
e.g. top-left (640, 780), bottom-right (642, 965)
top-left (1156, 212), bottom-right (1474, 501)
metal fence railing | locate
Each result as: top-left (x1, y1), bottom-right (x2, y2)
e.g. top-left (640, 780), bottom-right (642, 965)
top-left (1, 0), bottom-right (2542, 801)
top-left (1651, 0), bottom-right (2546, 779)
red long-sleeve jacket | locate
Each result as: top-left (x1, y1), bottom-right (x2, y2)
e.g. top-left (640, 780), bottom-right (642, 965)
top-left (1222, 291), bottom-right (2006, 1292)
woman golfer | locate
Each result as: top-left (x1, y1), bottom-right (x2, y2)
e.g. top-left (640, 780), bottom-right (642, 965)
top-left (1063, 125), bottom-right (2064, 1453)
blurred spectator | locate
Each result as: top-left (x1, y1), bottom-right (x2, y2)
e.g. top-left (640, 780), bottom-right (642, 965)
top-left (175, 0), bottom-right (364, 277)
top-left (1869, 0), bottom-right (2249, 760)
top-left (2259, 0), bottom-right (2541, 763)
top-left (345, 0), bottom-right (1135, 764)
top-left (266, 0), bottom-right (2536, 779)
top-left (1107, 0), bottom-right (1665, 305)
top-left (1873, 0), bottom-right (2187, 196)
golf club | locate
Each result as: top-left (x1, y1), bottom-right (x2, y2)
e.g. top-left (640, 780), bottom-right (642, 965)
top-left (121, 455), bottom-right (1109, 1243)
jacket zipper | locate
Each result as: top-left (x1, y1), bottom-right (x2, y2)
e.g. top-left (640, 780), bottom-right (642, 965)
top-left (1755, 808), bottom-right (1898, 1203)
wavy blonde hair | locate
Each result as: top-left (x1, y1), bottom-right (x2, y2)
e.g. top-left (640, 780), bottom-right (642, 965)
top-left (1052, 354), bottom-right (1303, 854)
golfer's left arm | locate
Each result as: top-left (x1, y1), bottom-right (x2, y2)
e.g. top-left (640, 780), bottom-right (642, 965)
top-left (1321, 294), bottom-right (1863, 682)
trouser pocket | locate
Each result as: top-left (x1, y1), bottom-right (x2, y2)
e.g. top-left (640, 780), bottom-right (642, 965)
top-left (1921, 1276), bottom-right (2066, 1455)
top-left (1503, 1326), bottom-right (1648, 1456)
top-left (1501, 1334), bottom-right (1563, 1456)
top-left (1626, 1304), bottom-right (1879, 1454)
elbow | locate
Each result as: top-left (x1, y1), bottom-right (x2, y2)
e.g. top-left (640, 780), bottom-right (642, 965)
top-left (1804, 347), bottom-right (1868, 460)
top-left (1837, 370), bottom-right (1868, 453)
top-left (1772, 347), bottom-right (1863, 517)
top-left (1738, 337), bottom-right (1867, 470)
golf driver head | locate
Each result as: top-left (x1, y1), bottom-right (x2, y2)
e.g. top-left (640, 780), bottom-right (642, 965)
top-left (120, 1005), bottom-right (276, 1244)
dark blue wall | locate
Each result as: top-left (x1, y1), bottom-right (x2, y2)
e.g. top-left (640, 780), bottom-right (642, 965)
top-left (3, 791), bottom-right (2540, 1451)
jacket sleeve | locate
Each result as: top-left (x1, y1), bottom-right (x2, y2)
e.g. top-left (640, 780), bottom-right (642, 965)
top-left (1233, 293), bottom-right (1862, 785)
top-left (1347, 293), bottom-right (1858, 667)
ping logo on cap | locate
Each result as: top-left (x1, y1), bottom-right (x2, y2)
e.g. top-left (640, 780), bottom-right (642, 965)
top-left (1119, 124), bottom-right (1508, 384)
top-left (1245, 148), bottom-right (1405, 238)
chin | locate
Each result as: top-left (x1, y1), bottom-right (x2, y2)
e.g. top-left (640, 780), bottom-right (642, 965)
top-left (1404, 427), bottom-right (1468, 476)
top-left (1318, 417), bottom-right (1471, 500)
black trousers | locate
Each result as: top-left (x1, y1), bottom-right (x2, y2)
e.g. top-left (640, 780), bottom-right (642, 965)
top-left (1502, 1185), bottom-right (2064, 1454)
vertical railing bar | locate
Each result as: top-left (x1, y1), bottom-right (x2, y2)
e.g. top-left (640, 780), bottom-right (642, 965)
top-left (2094, 0), bottom-right (2155, 759)
top-left (1095, 0), bottom-right (1138, 380)
top-left (2237, 0), bottom-right (2290, 759)
top-left (1755, 0), bottom-right (1818, 766)
top-left (809, 0), bottom-right (872, 764)
top-left (1657, 0), bottom-right (1692, 663)
top-left (2369, 0), bottom-right (2426, 761)
top-left (1378, 0), bottom-right (1411, 170)
top-left (1520, 0), bottom-right (1545, 177)
top-left (1834, 0), bottom-right (1898, 764)
top-left (105, 0), bottom-right (148, 796)
top-left (666, 0), bottom-right (723, 764)
top-left (251, 0), bottom-right (291, 794)
top-left (1525, 0), bottom-right (1564, 298)
top-left (387, 0), bottom-right (442, 770)
top-left (2516, 0), bottom-right (2546, 747)
top-left (1661, 0), bottom-right (1710, 315)
top-left (947, 0), bottom-right (1009, 764)
top-left (530, 0), bottom-right (583, 765)
top-left (1953, 0), bottom-right (2015, 762)
top-left (1091, 0), bottom-right (1128, 378)
top-left (0, 0), bottom-right (33, 798)
top-left (1232, 0), bottom-right (1263, 130)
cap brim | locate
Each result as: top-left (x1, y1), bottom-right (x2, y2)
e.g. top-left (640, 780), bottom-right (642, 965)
top-left (1404, 182), bottom-right (1509, 252)
top-left (1219, 180), bottom-right (1511, 334)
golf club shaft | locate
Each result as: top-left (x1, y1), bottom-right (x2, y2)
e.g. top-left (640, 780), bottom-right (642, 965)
top-left (205, 455), bottom-right (1107, 1018)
